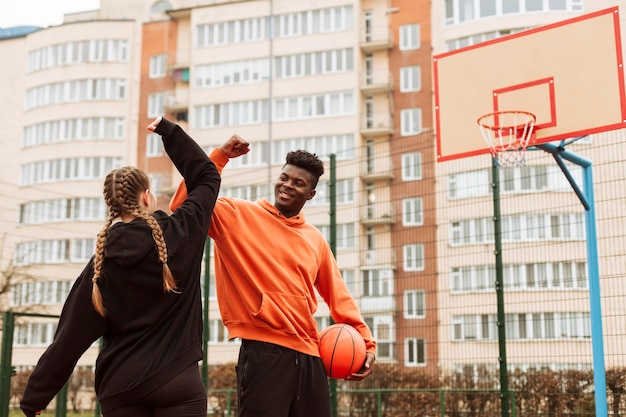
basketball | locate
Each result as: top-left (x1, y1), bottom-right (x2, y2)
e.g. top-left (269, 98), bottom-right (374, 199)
top-left (318, 323), bottom-right (367, 379)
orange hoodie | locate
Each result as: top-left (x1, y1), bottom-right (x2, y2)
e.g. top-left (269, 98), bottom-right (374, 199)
top-left (170, 148), bottom-right (376, 357)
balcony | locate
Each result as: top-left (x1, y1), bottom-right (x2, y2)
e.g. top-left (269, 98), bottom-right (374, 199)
top-left (360, 28), bottom-right (394, 53)
top-left (163, 88), bottom-right (189, 112)
top-left (360, 72), bottom-right (393, 95)
top-left (360, 115), bottom-right (393, 138)
top-left (361, 158), bottom-right (394, 182)
top-left (360, 295), bottom-right (395, 313)
top-left (361, 205), bottom-right (395, 226)
top-left (361, 248), bottom-right (396, 266)
top-left (169, 62), bottom-right (190, 83)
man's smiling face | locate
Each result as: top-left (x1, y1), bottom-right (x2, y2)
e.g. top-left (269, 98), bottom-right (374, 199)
top-left (273, 164), bottom-right (316, 218)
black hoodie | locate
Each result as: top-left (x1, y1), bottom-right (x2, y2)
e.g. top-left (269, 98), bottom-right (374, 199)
top-left (21, 118), bottom-right (220, 414)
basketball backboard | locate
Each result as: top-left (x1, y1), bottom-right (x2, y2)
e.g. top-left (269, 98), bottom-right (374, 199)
top-left (433, 6), bottom-right (626, 162)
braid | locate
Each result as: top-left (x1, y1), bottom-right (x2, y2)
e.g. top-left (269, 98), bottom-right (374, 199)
top-left (91, 166), bottom-right (178, 317)
top-left (119, 169), bottom-right (177, 292)
top-left (132, 207), bottom-right (178, 292)
top-left (92, 168), bottom-right (125, 317)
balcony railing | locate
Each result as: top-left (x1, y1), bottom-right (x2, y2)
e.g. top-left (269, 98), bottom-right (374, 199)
top-left (360, 28), bottom-right (394, 53)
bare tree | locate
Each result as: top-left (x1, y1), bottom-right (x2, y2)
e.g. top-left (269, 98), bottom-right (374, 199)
top-left (0, 233), bottom-right (39, 320)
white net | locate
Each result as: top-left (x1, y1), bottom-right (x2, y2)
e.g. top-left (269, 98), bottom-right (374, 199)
top-left (477, 111), bottom-right (536, 167)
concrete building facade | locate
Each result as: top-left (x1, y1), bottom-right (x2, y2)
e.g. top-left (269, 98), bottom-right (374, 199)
top-left (1, 0), bottom-right (625, 382)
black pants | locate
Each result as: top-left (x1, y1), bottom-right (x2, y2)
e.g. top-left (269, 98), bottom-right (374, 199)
top-left (237, 340), bottom-right (332, 417)
top-left (103, 362), bottom-right (207, 417)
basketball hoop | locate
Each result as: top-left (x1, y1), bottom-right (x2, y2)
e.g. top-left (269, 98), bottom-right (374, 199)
top-left (477, 111), bottom-right (536, 167)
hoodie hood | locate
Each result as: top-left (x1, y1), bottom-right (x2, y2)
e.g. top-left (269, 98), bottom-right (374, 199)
top-left (103, 215), bottom-right (163, 268)
top-left (257, 198), bottom-right (306, 227)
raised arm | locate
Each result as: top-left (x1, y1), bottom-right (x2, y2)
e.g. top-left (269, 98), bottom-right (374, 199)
top-left (169, 134), bottom-right (249, 215)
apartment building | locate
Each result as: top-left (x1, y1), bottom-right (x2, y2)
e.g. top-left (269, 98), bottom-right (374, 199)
top-left (1, 0), bottom-right (625, 381)
top-left (431, 0), bottom-right (626, 376)
top-left (1, 0), bottom-right (411, 370)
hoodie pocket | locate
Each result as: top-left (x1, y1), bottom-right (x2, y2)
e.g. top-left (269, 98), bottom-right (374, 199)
top-left (253, 291), bottom-right (316, 338)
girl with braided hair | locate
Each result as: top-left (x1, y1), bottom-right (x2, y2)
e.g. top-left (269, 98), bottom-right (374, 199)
top-left (21, 117), bottom-right (233, 417)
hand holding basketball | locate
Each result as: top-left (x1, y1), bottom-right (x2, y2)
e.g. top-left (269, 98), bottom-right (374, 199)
top-left (318, 323), bottom-right (367, 379)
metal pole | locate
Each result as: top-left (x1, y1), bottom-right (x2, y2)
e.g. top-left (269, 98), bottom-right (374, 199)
top-left (535, 143), bottom-right (607, 417)
top-left (329, 154), bottom-right (338, 416)
top-left (266, 0), bottom-right (274, 193)
top-left (0, 313), bottom-right (60, 416)
top-left (54, 383), bottom-right (67, 417)
top-left (491, 158), bottom-right (509, 417)
top-left (0, 311), bottom-right (14, 417)
top-left (202, 237), bottom-right (211, 388)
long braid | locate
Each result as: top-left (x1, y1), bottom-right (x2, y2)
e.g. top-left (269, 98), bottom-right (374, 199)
top-left (92, 214), bottom-right (115, 316)
top-left (131, 208), bottom-right (177, 292)
top-left (119, 169), bottom-right (177, 292)
top-left (92, 169), bottom-right (124, 316)
top-left (91, 167), bottom-right (178, 317)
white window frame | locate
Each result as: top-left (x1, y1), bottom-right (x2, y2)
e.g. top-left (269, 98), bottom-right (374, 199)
top-left (400, 108), bottom-right (422, 136)
top-left (146, 133), bottom-right (164, 157)
top-left (405, 337), bottom-right (426, 366)
top-left (402, 197), bottom-right (423, 226)
top-left (399, 24), bottom-right (420, 50)
top-left (148, 93), bottom-right (166, 118)
top-left (400, 66), bottom-right (421, 92)
top-left (404, 290), bottom-right (425, 318)
top-left (401, 152), bottom-right (422, 181)
top-left (149, 54), bottom-right (167, 78)
top-left (403, 244), bottom-right (425, 272)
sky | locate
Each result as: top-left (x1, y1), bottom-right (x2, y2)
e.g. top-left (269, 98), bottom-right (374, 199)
top-left (0, 0), bottom-right (101, 28)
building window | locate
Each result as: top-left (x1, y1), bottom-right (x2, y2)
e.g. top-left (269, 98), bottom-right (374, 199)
top-left (208, 319), bottom-right (232, 343)
top-left (451, 261), bottom-right (588, 292)
top-left (399, 24), bottom-right (420, 50)
top-left (149, 54), bottom-right (167, 78)
top-left (400, 108), bottom-right (422, 136)
top-left (71, 239), bottom-right (96, 262)
top-left (340, 269), bottom-right (357, 296)
top-left (19, 198), bottom-right (106, 224)
top-left (401, 152), bottom-right (422, 181)
top-left (148, 174), bottom-right (163, 197)
top-left (273, 91), bottom-right (354, 122)
top-left (11, 281), bottom-right (72, 307)
top-left (449, 213), bottom-right (585, 246)
top-left (25, 79), bottom-right (127, 110)
top-left (364, 316), bottom-right (394, 360)
top-left (14, 322), bottom-right (57, 347)
top-left (453, 312), bottom-right (591, 341)
top-left (445, 0), bottom-right (583, 27)
top-left (400, 66), bottom-right (421, 92)
top-left (448, 164), bottom-right (582, 199)
top-left (194, 100), bottom-right (270, 128)
top-left (362, 269), bottom-right (393, 297)
top-left (196, 5), bottom-right (353, 47)
top-left (404, 290), bottom-right (425, 318)
top-left (402, 197), bottom-right (423, 226)
top-left (19, 157), bottom-right (123, 186)
top-left (148, 93), bottom-right (166, 117)
top-left (316, 223), bottom-right (356, 250)
top-left (26, 39), bottom-right (129, 73)
top-left (403, 244), bottom-right (424, 272)
top-left (146, 133), bottom-right (164, 157)
top-left (22, 117), bottom-right (125, 147)
top-left (309, 178), bottom-right (355, 207)
top-left (405, 337), bottom-right (426, 366)
top-left (273, 134), bottom-right (354, 163)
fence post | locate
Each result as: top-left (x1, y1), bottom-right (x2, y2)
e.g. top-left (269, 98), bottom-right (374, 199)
top-left (0, 311), bottom-right (15, 417)
top-left (439, 389), bottom-right (445, 417)
top-left (54, 383), bottom-right (68, 417)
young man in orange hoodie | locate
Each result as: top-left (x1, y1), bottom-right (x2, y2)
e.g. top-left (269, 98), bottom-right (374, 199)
top-left (170, 136), bottom-right (376, 417)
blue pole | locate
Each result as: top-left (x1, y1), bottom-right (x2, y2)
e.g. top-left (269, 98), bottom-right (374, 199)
top-left (535, 143), bottom-right (606, 417)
